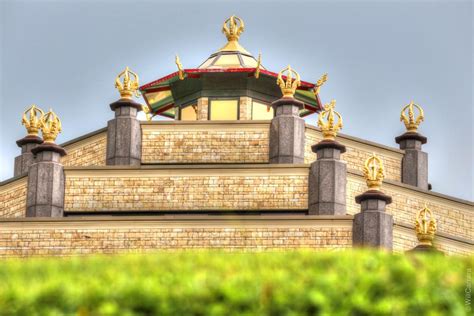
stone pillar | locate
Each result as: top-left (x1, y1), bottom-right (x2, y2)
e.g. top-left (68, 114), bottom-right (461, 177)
top-left (26, 143), bottom-right (67, 217)
top-left (353, 190), bottom-right (393, 249)
top-left (106, 99), bottom-right (142, 166)
top-left (308, 140), bottom-right (347, 215)
top-left (395, 132), bottom-right (428, 190)
top-left (197, 97), bottom-right (209, 120)
top-left (269, 97), bottom-right (305, 163)
top-left (239, 96), bottom-right (252, 120)
top-left (14, 135), bottom-right (43, 177)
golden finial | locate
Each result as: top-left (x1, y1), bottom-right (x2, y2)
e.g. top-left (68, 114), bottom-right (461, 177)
top-left (400, 101), bottom-right (424, 133)
top-left (142, 104), bottom-right (152, 121)
top-left (318, 100), bottom-right (343, 141)
top-left (363, 153), bottom-right (385, 190)
top-left (115, 66), bottom-right (140, 99)
top-left (277, 65), bottom-right (301, 98)
top-left (415, 204), bottom-right (437, 246)
top-left (254, 53), bottom-right (262, 79)
top-left (222, 15), bottom-right (245, 42)
top-left (175, 55), bottom-right (185, 80)
top-left (314, 73), bottom-right (328, 95)
top-left (21, 105), bottom-right (44, 136)
top-left (40, 109), bottom-right (62, 143)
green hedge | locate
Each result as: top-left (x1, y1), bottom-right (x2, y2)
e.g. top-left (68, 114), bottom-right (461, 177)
top-left (0, 250), bottom-right (470, 315)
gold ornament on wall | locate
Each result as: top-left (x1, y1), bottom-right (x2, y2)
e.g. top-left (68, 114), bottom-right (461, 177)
top-left (415, 204), bottom-right (437, 246)
top-left (21, 105), bottom-right (44, 136)
top-left (363, 153), bottom-right (385, 190)
top-left (115, 66), bottom-right (140, 99)
top-left (277, 65), bottom-right (301, 98)
top-left (142, 104), bottom-right (152, 121)
top-left (175, 55), bottom-right (185, 80)
top-left (314, 73), bottom-right (328, 96)
top-left (40, 109), bottom-right (62, 143)
top-left (317, 99), bottom-right (343, 141)
top-left (400, 101), bottom-right (424, 133)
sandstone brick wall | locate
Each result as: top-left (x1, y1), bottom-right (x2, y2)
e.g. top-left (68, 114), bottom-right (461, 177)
top-left (239, 96), bottom-right (252, 120)
top-left (64, 167), bottom-right (307, 212)
top-left (0, 217), bottom-right (352, 257)
top-left (197, 97), bottom-right (208, 120)
top-left (61, 131), bottom-right (107, 167)
top-left (0, 177), bottom-right (27, 218)
top-left (393, 226), bottom-right (473, 256)
top-left (141, 122), bottom-right (269, 163)
top-left (346, 172), bottom-right (474, 241)
top-left (305, 126), bottom-right (403, 182)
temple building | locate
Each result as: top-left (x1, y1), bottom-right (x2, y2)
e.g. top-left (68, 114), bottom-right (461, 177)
top-left (0, 16), bottom-right (472, 257)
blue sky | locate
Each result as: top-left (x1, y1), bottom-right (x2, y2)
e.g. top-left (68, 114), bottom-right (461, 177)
top-left (0, 0), bottom-right (472, 201)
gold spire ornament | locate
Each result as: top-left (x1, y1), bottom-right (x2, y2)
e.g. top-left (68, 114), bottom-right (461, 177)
top-left (400, 101), bottom-right (424, 133)
top-left (277, 65), bottom-right (301, 98)
top-left (40, 109), bottom-right (62, 143)
top-left (415, 204), bottom-right (437, 246)
top-left (314, 73), bottom-right (328, 95)
top-left (175, 55), bottom-right (185, 80)
top-left (21, 105), bottom-right (44, 136)
top-left (115, 66), bottom-right (140, 99)
top-left (363, 154), bottom-right (385, 190)
top-left (141, 104), bottom-right (152, 121)
top-left (219, 15), bottom-right (249, 54)
top-left (318, 100), bottom-right (343, 140)
top-left (254, 53), bottom-right (262, 79)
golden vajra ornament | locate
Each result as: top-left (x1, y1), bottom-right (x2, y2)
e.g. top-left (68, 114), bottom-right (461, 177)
top-left (115, 66), bottom-right (140, 99)
top-left (363, 153), bottom-right (385, 190)
top-left (314, 73), bottom-right (328, 95)
top-left (175, 55), bottom-right (185, 80)
top-left (141, 104), bottom-right (152, 121)
top-left (21, 104), bottom-right (44, 136)
top-left (400, 101), bottom-right (424, 133)
top-left (318, 99), bottom-right (343, 141)
top-left (277, 65), bottom-right (301, 98)
top-left (415, 204), bottom-right (437, 246)
top-left (254, 53), bottom-right (262, 79)
top-left (222, 15), bottom-right (244, 42)
top-left (40, 109), bottom-right (62, 143)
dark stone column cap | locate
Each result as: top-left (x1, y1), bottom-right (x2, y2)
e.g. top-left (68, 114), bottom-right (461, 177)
top-left (407, 244), bottom-right (444, 254)
top-left (31, 143), bottom-right (67, 156)
top-left (395, 132), bottom-right (427, 145)
top-left (271, 97), bottom-right (304, 110)
top-left (355, 190), bottom-right (392, 204)
top-left (110, 98), bottom-right (143, 111)
top-left (311, 139), bottom-right (346, 154)
top-left (16, 135), bottom-right (43, 147)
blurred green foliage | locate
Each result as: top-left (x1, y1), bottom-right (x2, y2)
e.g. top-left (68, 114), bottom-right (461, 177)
top-left (0, 250), bottom-right (470, 315)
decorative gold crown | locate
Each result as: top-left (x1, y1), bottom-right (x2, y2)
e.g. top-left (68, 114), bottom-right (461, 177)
top-left (277, 65), bottom-right (301, 98)
top-left (400, 101), bottom-right (424, 133)
top-left (415, 204), bottom-right (437, 246)
top-left (115, 66), bottom-right (140, 99)
top-left (40, 109), bottom-right (62, 143)
top-left (175, 55), bottom-right (185, 80)
top-left (21, 105), bottom-right (44, 136)
top-left (318, 100), bottom-right (343, 140)
top-left (222, 15), bottom-right (245, 42)
top-left (314, 73), bottom-right (328, 95)
top-left (363, 154), bottom-right (385, 190)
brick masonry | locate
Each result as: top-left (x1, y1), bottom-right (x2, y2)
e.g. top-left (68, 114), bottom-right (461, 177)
top-left (0, 177), bottom-right (27, 218)
top-left (61, 132), bottom-right (107, 167)
top-left (0, 217), bottom-right (352, 257)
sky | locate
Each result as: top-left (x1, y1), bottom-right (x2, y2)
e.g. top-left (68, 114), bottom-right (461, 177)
top-left (0, 0), bottom-right (472, 201)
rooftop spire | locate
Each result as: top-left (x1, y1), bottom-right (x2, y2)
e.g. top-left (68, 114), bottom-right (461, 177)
top-left (218, 15), bottom-right (250, 54)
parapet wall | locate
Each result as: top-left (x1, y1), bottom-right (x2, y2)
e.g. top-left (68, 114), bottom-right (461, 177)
top-left (0, 177), bottom-right (27, 218)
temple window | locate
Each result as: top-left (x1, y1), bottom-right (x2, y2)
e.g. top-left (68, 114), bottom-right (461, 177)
top-left (180, 103), bottom-right (197, 121)
top-left (209, 99), bottom-right (239, 120)
top-left (251, 100), bottom-right (274, 120)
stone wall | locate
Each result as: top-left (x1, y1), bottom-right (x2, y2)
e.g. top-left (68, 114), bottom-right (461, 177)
top-left (61, 131), bottom-right (107, 167)
top-left (304, 126), bottom-right (403, 182)
top-left (64, 166), bottom-right (307, 212)
top-left (0, 177), bottom-right (27, 218)
top-left (141, 122), bottom-right (269, 163)
top-left (0, 216), bottom-right (352, 257)
top-left (346, 172), bottom-right (474, 241)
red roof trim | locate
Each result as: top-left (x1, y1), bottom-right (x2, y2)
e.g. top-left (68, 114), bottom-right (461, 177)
top-left (140, 68), bottom-right (316, 90)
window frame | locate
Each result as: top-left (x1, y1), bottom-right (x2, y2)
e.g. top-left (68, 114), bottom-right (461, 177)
top-left (208, 97), bottom-right (240, 121)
